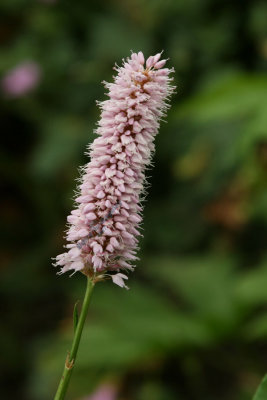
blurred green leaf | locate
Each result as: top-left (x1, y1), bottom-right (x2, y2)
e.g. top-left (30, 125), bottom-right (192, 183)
top-left (30, 115), bottom-right (92, 177)
top-left (252, 375), bottom-right (267, 400)
top-left (236, 259), bottom-right (267, 307)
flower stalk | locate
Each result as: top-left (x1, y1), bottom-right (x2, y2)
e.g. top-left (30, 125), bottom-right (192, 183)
top-left (53, 276), bottom-right (95, 400)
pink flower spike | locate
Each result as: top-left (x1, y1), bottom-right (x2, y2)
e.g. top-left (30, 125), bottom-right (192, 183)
top-left (111, 273), bottom-right (129, 289)
top-left (153, 53), bottom-right (162, 64)
top-left (54, 51), bottom-right (175, 287)
top-left (146, 56), bottom-right (154, 68)
top-left (137, 51), bottom-right (145, 65)
top-left (86, 212), bottom-right (96, 221)
top-left (154, 59), bottom-right (167, 69)
top-left (84, 204), bottom-right (95, 213)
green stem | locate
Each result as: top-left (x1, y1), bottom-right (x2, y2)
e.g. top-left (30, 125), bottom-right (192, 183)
top-left (54, 276), bottom-right (95, 400)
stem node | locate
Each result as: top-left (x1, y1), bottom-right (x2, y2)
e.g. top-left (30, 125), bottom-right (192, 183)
top-left (65, 354), bottom-right (74, 370)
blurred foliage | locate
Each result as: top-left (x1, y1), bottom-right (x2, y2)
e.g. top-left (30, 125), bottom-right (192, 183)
top-left (252, 375), bottom-right (267, 400)
top-left (1, 0), bottom-right (267, 399)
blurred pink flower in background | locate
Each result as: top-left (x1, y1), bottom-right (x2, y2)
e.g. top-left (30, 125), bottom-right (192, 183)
top-left (82, 383), bottom-right (118, 400)
top-left (1, 61), bottom-right (41, 98)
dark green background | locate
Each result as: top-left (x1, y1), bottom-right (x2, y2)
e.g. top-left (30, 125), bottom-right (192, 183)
top-left (1, 0), bottom-right (267, 399)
